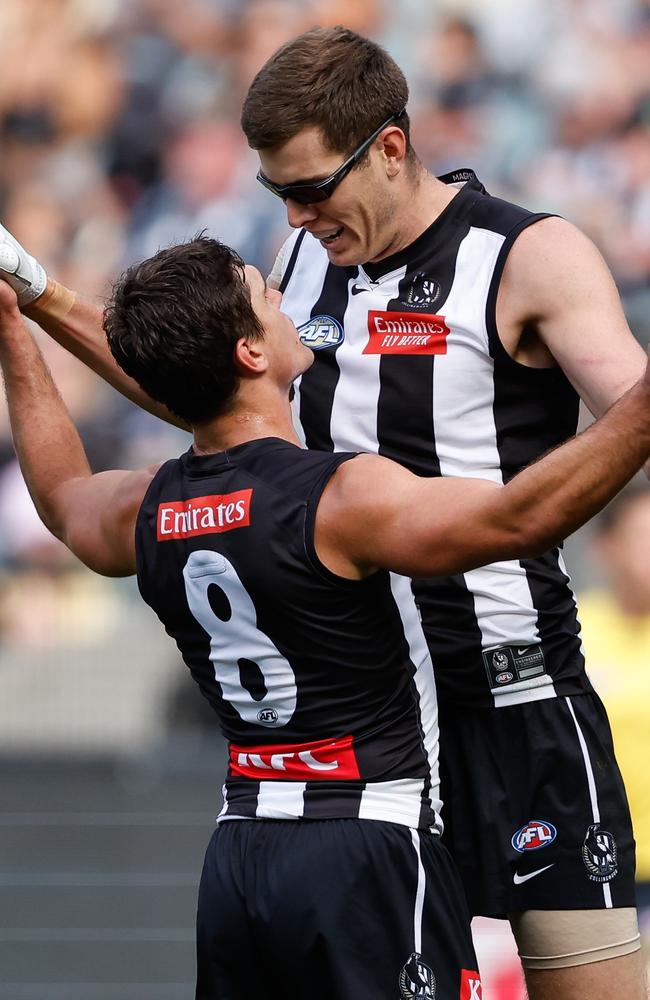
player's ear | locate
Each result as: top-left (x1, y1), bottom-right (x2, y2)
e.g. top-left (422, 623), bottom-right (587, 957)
top-left (380, 125), bottom-right (407, 178)
top-left (234, 335), bottom-right (269, 375)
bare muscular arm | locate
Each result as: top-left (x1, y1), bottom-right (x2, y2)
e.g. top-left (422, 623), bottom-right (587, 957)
top-left (0, 282), bottom-right (156, 576)
top-left (496, 216), bottom-right (646, 416)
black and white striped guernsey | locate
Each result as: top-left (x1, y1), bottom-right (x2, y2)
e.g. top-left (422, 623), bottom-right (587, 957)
top-left (135, 438), bottom-right (441, 829)
top-left (278, 169), bottom-right (591, 709)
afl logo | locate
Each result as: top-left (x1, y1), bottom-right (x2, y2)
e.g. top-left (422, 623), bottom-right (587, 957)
top-left (512, 820), bottom-right (557, 853)
top-left (257, 708), bottom-right (279, 724)
top-left (297, 315), bottom-right (344, 350)
top-left (495, 671), bottom-right (514, 684)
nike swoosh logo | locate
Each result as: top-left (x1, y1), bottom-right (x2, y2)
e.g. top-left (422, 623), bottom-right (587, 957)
top-left (513, 864), bottom-right (554, 885)
top-left (351, 284), bottom-right (368, 295)
top-left (516, 646), bottom-right (536, 656)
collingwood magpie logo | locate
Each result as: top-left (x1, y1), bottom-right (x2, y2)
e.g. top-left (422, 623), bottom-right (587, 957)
top-left (297, 315), bottom-right (344, 350)
top-left (399, 952), bottom-right (436, 999)
top-left (405, 273), bottom-right (441, 308)
top-left (582, 823), bottom-right (619, 883)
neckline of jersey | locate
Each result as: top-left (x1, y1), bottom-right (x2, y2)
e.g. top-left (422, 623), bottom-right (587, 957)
top-left (181, 436), bottom-right (298, 470)
top-left (361, 169), bottom-right (484, 282)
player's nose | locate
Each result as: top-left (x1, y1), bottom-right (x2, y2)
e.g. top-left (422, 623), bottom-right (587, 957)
top-left (285, 198), bottom-right (319, 229)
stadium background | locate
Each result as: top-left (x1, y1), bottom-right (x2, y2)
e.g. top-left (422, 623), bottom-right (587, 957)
top-left (0, 1), bottom-right (649, 997)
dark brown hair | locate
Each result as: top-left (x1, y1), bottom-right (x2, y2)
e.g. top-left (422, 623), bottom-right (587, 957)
top-left (104, 236), bottom-right (263, 425)
top-left (241, 26), bottom-right (413, 157)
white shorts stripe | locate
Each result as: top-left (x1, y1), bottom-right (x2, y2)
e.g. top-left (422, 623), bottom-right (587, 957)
top-left (410, 829), bottom-right (426, 954)
top-left (565, 697), bottom-right (612, 908)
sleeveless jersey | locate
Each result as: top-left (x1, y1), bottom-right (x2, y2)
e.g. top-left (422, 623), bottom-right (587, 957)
top-left (136, 437), bottom-right (441, 831)
top-left (278, 169), bottom-right (590, 709)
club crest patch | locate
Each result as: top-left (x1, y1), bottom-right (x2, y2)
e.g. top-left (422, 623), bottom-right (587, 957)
top-left (399, 952), bottom-right (436, 999)
top-left (582, 823), bottom-right (618, 883)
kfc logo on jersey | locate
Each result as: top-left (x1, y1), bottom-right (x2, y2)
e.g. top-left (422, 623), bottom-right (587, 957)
top-left (229, 734), bottom-right (360, 781)
top-left (512, 820), bottom-right (557, 853)
top-left (364, 311), bottom-right (450, 355)
top-left (460, 970), bottom-right (482, 1000)
top-left (157, 489), bottom-right (252, 540)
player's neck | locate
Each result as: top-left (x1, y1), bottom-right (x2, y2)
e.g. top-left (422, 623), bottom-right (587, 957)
top-left (369, 172), bottom-right (459, 263)
top-left (191, 385), bottom-right (301, 455)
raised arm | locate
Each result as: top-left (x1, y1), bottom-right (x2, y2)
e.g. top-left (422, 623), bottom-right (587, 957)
top-left (0, 282), bottom-right (155, 576)
top-left (0, 223), bottom-right (186, 428)
top-left (316, 355), bottom-right (650, 579)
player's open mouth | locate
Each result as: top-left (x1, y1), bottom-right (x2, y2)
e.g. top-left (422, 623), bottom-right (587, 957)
top-left (317, 227), bottom-right (344, 247)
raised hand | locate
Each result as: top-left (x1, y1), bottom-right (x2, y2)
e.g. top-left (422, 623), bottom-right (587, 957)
top-left (0, 223), bottom-right (47, 307)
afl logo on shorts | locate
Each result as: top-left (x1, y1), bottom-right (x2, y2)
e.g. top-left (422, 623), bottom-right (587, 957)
top-left (512, 820), bottom-right (557, 853)
top-left (582, 823), bottom-right (619, 882)
top-left (298, 315), bottom-right (344, 350)
top-left (399, 952), bottom-right (436, 999)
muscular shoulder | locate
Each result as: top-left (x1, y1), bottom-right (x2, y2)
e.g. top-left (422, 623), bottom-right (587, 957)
top-left (500, 216), bottom-right (611, 323)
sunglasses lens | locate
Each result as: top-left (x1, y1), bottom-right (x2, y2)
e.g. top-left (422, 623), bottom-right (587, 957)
top-left (286, 184), bottom-right (332, 205)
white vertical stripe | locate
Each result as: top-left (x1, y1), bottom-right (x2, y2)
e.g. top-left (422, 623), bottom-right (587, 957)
top-left (433, 227), bottom-right (549, 700)
top-left (328, 266), bottom-right (406, 453)
top-left (282, 232), bottom-right (332, 433)
top-left (390, 574), bottom-right (442, 823)
top-left (565, 697), bottom-right (612, 908)
top-left (256, 781), bottom-right (306, 819)
top-left (410, 829), bottom-right (426, 954)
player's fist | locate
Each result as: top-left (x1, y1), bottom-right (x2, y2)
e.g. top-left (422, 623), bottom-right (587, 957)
top-left (0, 224), bottom-right (47, 307)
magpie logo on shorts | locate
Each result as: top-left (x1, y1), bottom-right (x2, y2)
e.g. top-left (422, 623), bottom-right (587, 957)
top-left (512, 820), bottom-right (557, 852)
top-left (582, 823), bottom-right (619, 883)
top-left (297, 315), bottom-right (344, 350)
top-left (399, 952), bottom-right (436, 999)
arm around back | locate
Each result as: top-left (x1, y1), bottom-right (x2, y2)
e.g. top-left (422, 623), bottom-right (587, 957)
top-left (316, 363), bottom-right (650, 580)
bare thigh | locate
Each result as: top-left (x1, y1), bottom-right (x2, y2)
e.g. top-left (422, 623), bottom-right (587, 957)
top-left (523, 950), bottom-right (647, 1000)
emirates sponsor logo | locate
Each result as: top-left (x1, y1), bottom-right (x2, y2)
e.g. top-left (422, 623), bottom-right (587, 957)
top-left (157, 489), bottom-right (252, 540)
top-left (229, 734), bottom-right (360, 781)
top-left (365, 310), bottom-right (450, 355)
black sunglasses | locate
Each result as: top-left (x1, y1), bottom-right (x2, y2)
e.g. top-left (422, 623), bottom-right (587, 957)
top-left (256, 109), bottom-right (406, 205)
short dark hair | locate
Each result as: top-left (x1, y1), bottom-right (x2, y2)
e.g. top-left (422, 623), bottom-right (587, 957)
top-left (104, 237), bottom-right (263, 425)
top-left (241, 26), bottom-right (413, 159)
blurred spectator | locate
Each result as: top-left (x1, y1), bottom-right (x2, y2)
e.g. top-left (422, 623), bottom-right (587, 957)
top-left (578, 483), bottom-right (650, 969)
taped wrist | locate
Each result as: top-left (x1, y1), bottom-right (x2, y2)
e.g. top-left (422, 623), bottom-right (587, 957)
top-left (24, 279), bottom-right (76, 321)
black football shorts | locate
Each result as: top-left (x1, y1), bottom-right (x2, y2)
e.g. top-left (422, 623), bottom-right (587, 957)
top-left (438, 691), bottom-right (636, 918)
top-left (195, 817), bottom-right (481, 1000)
